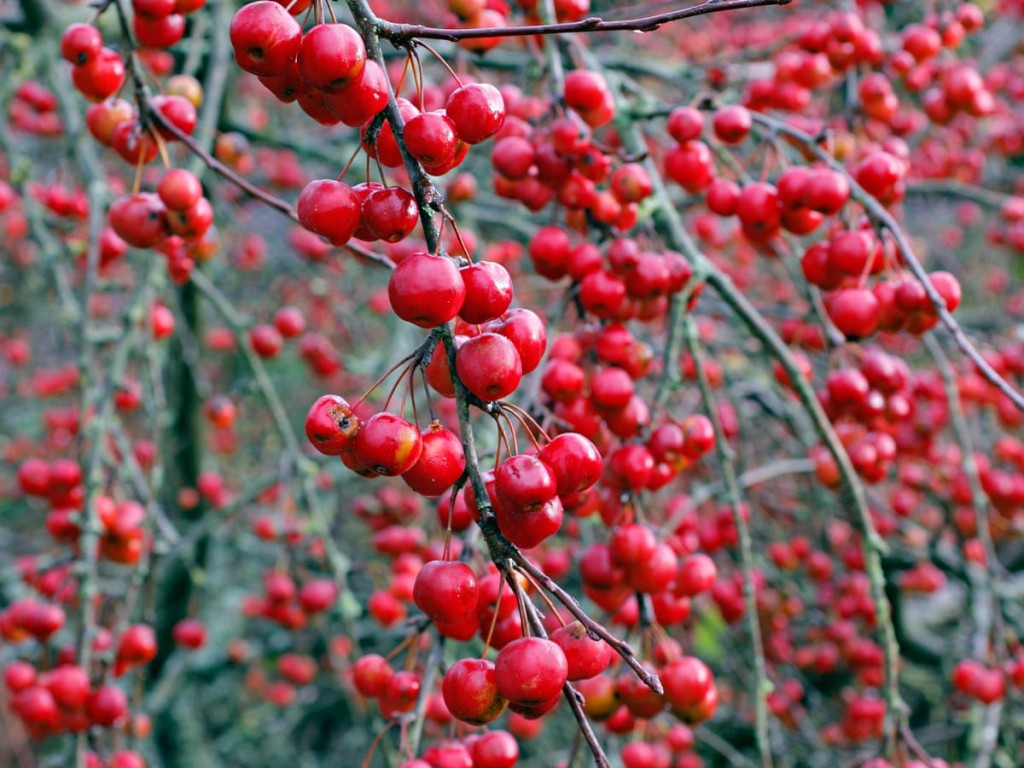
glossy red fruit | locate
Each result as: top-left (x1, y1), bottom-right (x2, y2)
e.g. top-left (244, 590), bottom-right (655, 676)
top-left (495, 496), bottom-right (563, 549)
top-left (736, 182), bottom-right (781, 240)
top-left (157, 168), bottom-right (203, 211)
top-left (494, 637), bottom-right (568, 705)
top-left (401, 423), bottom-right (465, 498)
top-left (802, 168), bottom-right (850, 215)
top-left (459, 261), bottom-right (513, 324)
top-left (712, 105), bottom-right (752, 144)
top-left (12, 686), bottom-right (59, 729)
top-left (929, 271), bottom-right (962, 312)
top-left (470, 729), bottom-right (519, 768)
top-left (362, 187), bottom-right (418, 243)
top-left (828, 288), bottom-right (880, 339)
top-left (424, 336), bottom-right (461, 398)
top-left (61, 23), bottom-right (103, 65)
top-left (17, 458), bottom-right (50, 497)
top-left (362, 97), bottom-right (419, 166)
top-left (446, 83), bottom-right (506, 144)
top-left (662, 656), bottom-right (714, 712)
top-left (5, 661), bottom-right (37, 692)
top-left (664, 141), bottom-right (713, 194)
top-left (387, 252), bottom-right (466, 328)
top-left (442, 658), bottom-right (507, 725)
top-left (486, 308), bottom-right (546, 373)
top-left (666, 106), bottom-right (703, 142)
top-left (115, 624), bottom-right (157, 676)
top-left (404, 112), bottom-right (459, 168)
top-left (296, 179), bottom-right (360, 246)
top-left (610, 523), bottom-right (657, 566)
top-left (550, 621), bottom-right (613, 680)
top-left (352, 412), bottom-right (423, 476)
top-left (455, 333), bottom-right (523, 401)
top-left (610, 163), bottom-right (653, 204)
top-left (563, 70), bottom-right (609, 113)
top-left (677, 554), bottom-right (717, 596)
top-left (496, 454), bottom-right (558, 509)
top-left (705, 178), bottom-right (739, 216)
top-left (165, 197), bottom-right (213, 240)
top-left (538, 432), bottom-right (603, 496)
top-left (491, 135), bottom-right (535, 180)
top-left (528, 225), bottom-right (570, 280)
top-left (133, 0), bottom-right (176, 18)
top-left (413, 560), bottom-right (478, 625)
top-left (73, 48), bottom-right (126, 100)
top-left (298, 23), bottom-right (366, 91)
top-left (297, 579), bottom-right (338, 613)
top-left (87, 685), bottom-right (128, 726)
top-left (273, 306), bottom-right (305, 337)
top-left (323, 59), bottom-right (388, 126)
top-left (305, 395), bottom-right (360, 456)
top-left (590, 367), bottom-right (634, 410)
top-left (45, 665), bottom-right (90, 709)
top-left (134, 13), bottom-right (186, 48)
top-left (229, 1), bottom-right (303, 77)
top-left (86, 98), bottom-right (134, 144)
top-left (109, 193), bottom-right (168, 248)
top-left (352, 654), bottom-right (394, 697)
top-left (152, 94), bottom-right (197, 139)
top-left (381, 670), bottom-right (421, 713)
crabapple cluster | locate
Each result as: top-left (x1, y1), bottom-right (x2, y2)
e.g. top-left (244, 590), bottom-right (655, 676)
top-left (490, 73), bottom-right (653, 231)
top-left (8, 80), bottom-right (63, 136)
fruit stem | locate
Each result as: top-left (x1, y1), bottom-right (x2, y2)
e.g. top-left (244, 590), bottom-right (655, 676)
top-left (504, 562), bottom-right (612, 768)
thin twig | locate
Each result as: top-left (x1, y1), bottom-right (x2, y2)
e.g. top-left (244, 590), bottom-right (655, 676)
top-left (382, 0), bottom-right (792, 42)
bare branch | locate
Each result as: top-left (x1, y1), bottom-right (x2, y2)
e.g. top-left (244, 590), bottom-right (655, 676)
top-left (382, 0), bottom-right (792, 42)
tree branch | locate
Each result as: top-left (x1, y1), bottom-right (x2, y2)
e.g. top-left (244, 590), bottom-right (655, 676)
top-left (382, 0), bottom-right (792, 42)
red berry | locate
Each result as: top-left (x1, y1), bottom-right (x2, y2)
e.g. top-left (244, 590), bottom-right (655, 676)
top-left (455, 333), bottom-right (523, 401)
top-left (550, 621), bottom-right (612, 681)
top-left (447, 83), bottom-right (506, 145)
top-left (304, 395), bottom-right (361, 456)
top-left (401, 423), bottom-right (466, 498)
top-left (494, 637), bottom-right (568, 706)
top-left (298, 23), bottom-right (366, 91)
top-left (361, 186), bottom-right (419, 243)
top-left (297, 179), bottom-right (360, 246)
top-left (61, 23), bottom-right (103, 65)
top-left (352, 412), bottom-right (423, 476)
top-left (157, 168), bottom-right (203, 211)
top-left (537, 432), bottom-right (603, 496)
top-left (387, 252), bottom-right (466, 328)
top-left (413, 560), bottom-right (478, 625)
top-left (712, 105), bottom-right (752, 144)
top-left (442, 658), bottom-right (507, 725)
top-left (459, 261), bottom-right (513, 324)
top-left (404, 112), bottom-right (459, 169)
top-left (229, 1), bottom-right (303, 77)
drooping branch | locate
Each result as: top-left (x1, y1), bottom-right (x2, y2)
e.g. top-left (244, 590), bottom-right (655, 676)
top-left (610, 108), bottom-right (905, 750)
top-left (381, 0), bottom-right (792, 42)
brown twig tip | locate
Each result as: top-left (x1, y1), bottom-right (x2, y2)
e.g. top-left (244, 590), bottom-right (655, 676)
top-left (383, 0), bottom-right (793, 42)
